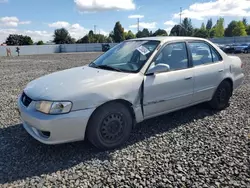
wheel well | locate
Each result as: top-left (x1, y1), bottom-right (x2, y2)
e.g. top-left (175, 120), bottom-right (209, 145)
top-left (87, 99), bottom-right (136, 130)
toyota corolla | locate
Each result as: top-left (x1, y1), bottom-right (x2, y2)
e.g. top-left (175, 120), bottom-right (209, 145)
top-left (17, 37), bottom-right (244, 150)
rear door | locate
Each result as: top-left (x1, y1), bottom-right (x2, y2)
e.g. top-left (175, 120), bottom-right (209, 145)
top-left (188, 41), bottom-right (225, 103)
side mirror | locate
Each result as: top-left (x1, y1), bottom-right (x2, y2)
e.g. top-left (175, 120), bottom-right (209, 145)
top-left (146, 63), bottom-right (170, 75)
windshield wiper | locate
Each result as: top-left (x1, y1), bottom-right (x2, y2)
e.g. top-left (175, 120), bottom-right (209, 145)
top-left (92, 64), bottom-right (122, 72)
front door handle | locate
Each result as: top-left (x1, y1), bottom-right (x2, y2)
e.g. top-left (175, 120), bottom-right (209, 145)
top-left (218, 69), bottom-right (224, 72)
top-left (184, 76), bottom-right (193, 80)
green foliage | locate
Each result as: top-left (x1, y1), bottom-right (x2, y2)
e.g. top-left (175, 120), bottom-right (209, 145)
top-left (246, 25), bottom-right (250, 35)
top-left (225, 21), bottom-right (238, 37)
top-left (152, 29), bottom-right (168, 36)
top-left (37, 40), bottom-right (44, 45)
top-left (5, 34), bottom-right (33, 45)
top-left (170, 25), bottom-right (184, 36)
top-left (181, 18), bottom-right (194, 36)
top-left (113, 21), bottom-right (125, 42)
top-left (193, 23), bottom-right (209, 38)
top-left (136, 28), bottom-right (150, 38)
top-left (206, 18), bottom-right (213, 30)
top-left (53, 28), bottom-right (75, 44)
top-left (209, 28), bottom-right (216, 38)
top-left (232, 21), bottom-right (247, 36)
top-left (214, 18), bottom-right (225, 37)
top-left (125, 30), bottom-right (136, 40)
top-left (201, 23), bottom-right (206, 30)
top-left (242, 17), bottom-right (247, 27)
top-left (77, 31), bottom-right (109, 43)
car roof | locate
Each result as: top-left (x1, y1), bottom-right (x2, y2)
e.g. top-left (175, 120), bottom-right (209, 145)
top-left (128, 36), bottom-right (208, 43)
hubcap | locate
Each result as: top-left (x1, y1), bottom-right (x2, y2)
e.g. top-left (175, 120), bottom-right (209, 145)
top-left (100, 113), bottom-right (124, 142)
top-left (217, 88), bottom-right (227, 104)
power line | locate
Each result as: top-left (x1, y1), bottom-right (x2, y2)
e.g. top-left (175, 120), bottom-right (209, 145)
top-left (94, 25), bottom-right (97, 34)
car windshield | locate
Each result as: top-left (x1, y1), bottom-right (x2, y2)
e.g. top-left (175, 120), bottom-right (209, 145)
top-left (89, 40), bottom-right (160, 73)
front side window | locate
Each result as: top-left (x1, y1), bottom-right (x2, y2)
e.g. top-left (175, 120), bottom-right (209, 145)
top-left (89, 40), bottom-right (160, 73)
top-left (150, 42), bottom-right (188, 71)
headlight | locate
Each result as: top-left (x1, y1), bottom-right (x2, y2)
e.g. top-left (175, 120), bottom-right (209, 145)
top-left (35, 101), bottom-right (72, 114)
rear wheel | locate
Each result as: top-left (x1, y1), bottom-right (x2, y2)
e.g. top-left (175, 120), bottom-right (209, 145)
top-left (209, 81), bottom-right (232, 110)
top-left (86, 102), bottom-right (133, 150)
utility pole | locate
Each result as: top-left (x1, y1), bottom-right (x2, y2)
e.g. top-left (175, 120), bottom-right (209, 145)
top-left (94, 25), bottom-right (97, 34)
top-left (179, 7), bottom-right (182, 36)
top-left (137, 18), bottom-right (140, 32)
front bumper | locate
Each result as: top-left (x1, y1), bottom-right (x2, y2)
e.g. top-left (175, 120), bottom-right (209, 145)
top-left (17, 96), bottom-right (95, 144)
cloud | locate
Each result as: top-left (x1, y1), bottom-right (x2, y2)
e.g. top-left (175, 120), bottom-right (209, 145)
top-left (0, 16), bottom-right (31, 27)
top-left (129, 22), bottom-right (157, 29)
top-left (48, 21), bottom-right (70, 28)
top-left (128, 14), bottom-right (144, 19)
top-left (164, 20), bottom-right (177, 26)
top-left (0, 0), bottom-right (8, 3)
top-left (0, 29), bottom-right (53, 43)
top-left (48, 21), bottom-right (88, 39)
top-left (19, 21), bottom-right (32, 25)
top-left (173, 0), bottom-right (250, 20)
top-left (74, 0), bottom-right (136, 12)
top-left (48, 21), bottom-right (108, 39)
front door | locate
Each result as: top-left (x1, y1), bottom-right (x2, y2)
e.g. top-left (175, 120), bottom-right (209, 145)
top-left (143, 42), bottom-right (194, 118)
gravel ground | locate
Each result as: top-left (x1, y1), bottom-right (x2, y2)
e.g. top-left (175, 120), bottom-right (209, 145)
top-left (0, 52), bottom-right (249, 187)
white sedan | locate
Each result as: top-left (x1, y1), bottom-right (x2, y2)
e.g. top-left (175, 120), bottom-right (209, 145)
top-left (17, 37), bottom-right (244, 150)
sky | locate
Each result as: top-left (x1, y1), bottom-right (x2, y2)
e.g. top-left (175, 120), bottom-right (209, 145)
top-left (0, 0), bottom-right (250, 43)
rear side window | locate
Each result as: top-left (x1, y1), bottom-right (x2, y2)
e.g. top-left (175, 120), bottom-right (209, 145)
top-left (189, 42), bottom-right (221, 66)
top-left (210, 47), bottom-right (220, 62)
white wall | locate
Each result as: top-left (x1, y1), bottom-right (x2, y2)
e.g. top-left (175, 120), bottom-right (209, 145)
top-left (0, 43), bottom-right (118, 56)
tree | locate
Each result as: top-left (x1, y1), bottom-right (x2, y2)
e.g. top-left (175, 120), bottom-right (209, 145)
top-left (125, 30), bottom-right (135, 40)
top-left (136, 28), bottom-right (150, 38)
top-left (181, 17), bottom-right (194, 36)
top-left (246, 25), bottom-right (250, 35)
top-left (214, 18), bottom-right (225, 37)
top-left (170, 25), bottom-right (185, 36)
top-left (224, 21), bottom-right (238, 37)
top-left (193, 23), bottom-right (209, 38)
top-left (242, 17), bottom-right (247, 27)
top-left (5, 34), bottom-right (33, 45)
top-left (77, 35), bottom-right (89, 43)
top-left (201, 23), bottom-right (206, 30)
top-left (206, 18), bottom-right (213, 31)
top-left (209, 28), bottom-right (216, 38)
top-left (37, 40), bottom-right (44, 45)
top-left (53, 28), bottom-right (75, 44)
top-left (152, 29), bottom-right (168, 36)
top-left (232, 21), bottom-right (247, 36)
top-left (113, 21), bottom-right (125, 42)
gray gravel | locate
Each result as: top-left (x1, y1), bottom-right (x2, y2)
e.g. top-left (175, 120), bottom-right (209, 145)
top-left (0, 52), bottom-right (249, 187)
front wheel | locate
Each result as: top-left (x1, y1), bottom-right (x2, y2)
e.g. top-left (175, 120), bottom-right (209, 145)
top-left (86, 102), bottom-right (133, 150)
top-left (209, 81), bottom-right (232, 110)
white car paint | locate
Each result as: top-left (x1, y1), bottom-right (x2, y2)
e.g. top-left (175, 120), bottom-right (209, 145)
top-left (17, 37), bottom-right (244, 145)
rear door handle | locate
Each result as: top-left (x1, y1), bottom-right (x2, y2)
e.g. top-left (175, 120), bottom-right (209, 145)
top-left (218, 69), bottom-right (224, 72)
top-left (184, 76), bottom-right (192, 80)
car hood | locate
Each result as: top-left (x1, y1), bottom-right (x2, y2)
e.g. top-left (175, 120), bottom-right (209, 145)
top-left (24, 66), bottom-right (143, 110)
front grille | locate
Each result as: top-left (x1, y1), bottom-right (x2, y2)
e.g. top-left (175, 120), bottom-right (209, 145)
top-left (21, 92), bottom-right (32, 107)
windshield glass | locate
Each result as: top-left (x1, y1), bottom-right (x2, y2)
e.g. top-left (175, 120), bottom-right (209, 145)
top-left (89, 40), bottom-right (160, 73)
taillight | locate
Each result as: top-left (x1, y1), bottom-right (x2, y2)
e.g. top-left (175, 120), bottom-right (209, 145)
top-left (241, 62), bottom-right (244, 68)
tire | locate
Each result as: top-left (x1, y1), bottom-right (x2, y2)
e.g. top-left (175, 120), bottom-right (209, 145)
top-left (86, 102), bottom-right (133, 150)
top-left (209, 81), bottom-right (232, 110)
